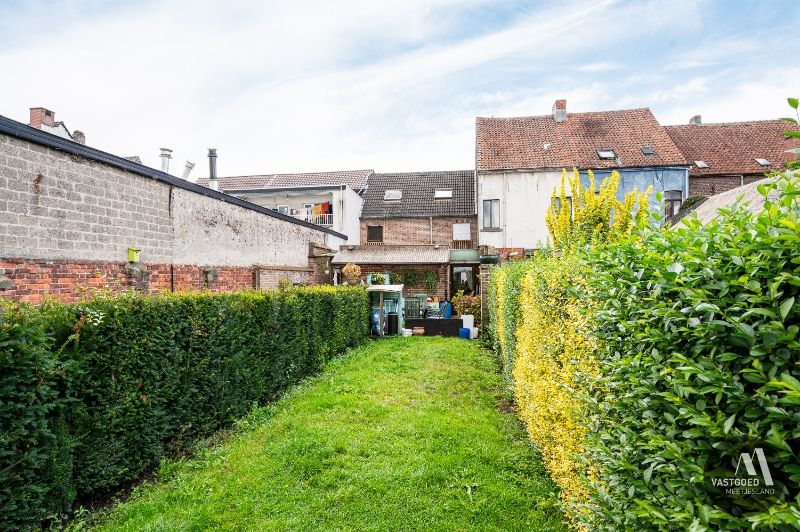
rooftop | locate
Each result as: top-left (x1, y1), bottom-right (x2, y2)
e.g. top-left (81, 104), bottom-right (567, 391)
top-left (664, 120), bottom-right (800, 177)
top-left (476, 104), bottom-right (687, 171)
top-left (332, 244), bottom-right (450, 265)
top-left (360, 170), bottom-right (475, 218)
top-left (197, 169), bottom-right (373, 192)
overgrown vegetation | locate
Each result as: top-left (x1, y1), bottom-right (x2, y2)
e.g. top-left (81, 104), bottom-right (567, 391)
top-left (451, 290), bottom-right (481, 326)
top-left (89, 338), bottom-right (567, 531)
top-left (0, 287), bottom-right (368, 530)
top-left (488, 165), bottom-right (800, 529)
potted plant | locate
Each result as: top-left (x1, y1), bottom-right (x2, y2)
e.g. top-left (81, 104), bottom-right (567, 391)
top-left (342, 263), bottom-right (361, 285)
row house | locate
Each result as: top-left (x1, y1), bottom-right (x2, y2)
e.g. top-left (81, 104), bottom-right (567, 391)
top-left (332, 170), bottom-right (477, 300)
top-left (475, 99), bottom-right (691, 253)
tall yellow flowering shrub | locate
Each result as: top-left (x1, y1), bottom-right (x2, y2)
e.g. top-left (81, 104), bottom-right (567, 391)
top-left (488, 169), bottom-right (651, 527)
top-left (545, 168), bottom-right (650, 249)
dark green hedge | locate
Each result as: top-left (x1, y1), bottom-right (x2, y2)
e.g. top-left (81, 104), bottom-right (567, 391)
top-left (582, 176), bottom-right (800, 529)
top-left (0, 286), bottom-right (368, 529)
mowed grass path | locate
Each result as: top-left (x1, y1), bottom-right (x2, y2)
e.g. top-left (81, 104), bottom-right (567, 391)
top-left (93, 337), bottom-right (566, 531)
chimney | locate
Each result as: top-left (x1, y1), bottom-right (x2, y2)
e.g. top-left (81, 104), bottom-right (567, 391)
top-left (72, 130), bottom-right (86, 145)
top-left (181, 161), bottom-right (196, 181)
top-left (552, 99), bottom-right (567, 123)
top-left (29, 107), bottom-right (56, 128)
top-left (689, 115), bottom-right (702, 125)
top-left (159, 148), bottom-right (173, 173)
top-left (208, 149), bottom-right (218, 191)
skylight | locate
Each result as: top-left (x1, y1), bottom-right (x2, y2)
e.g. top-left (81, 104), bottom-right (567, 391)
top-left (641, 146), bottom-right (654, 156)
top-left (384, 189), bottom-right (402, 201)
top-left (694, 160), bottom-right (709, 168)
top-left (597, 149), bottom-right (616, 160)
top-left (434, 188), bottom-right (453, 199)
top-left (755, 158), bottom-right (772, 166)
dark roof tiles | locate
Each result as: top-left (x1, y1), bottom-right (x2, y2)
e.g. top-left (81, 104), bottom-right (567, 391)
top-left (360, 170), bottom-right (475, 218)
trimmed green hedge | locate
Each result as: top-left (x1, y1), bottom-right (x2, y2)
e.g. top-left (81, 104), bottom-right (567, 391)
top-left (0, 286), bottom-right (368, 529)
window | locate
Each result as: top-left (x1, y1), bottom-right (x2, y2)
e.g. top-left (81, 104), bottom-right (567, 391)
top-left (664, 190), bottom-right (682, 219)
top-left (452, 223), bottom-right (471, 241)
top-left (641, 146), bottom-right (654, 155)
top-left (367, 225), bottom-right (383, 242)
top-left (755, 158), bottom-right (772, 166)
top-left (597, 149), bottom-right (616, 160)
top-left (303, 203), bottom-right (313, 210)
top-left (434, 188), bottom-right (453, 199)
top-left (694, 160), bottom-right (709, 169)
top-left (384, 189), bottom-right (402, 201)
top-left (483, 199), bottom-right (500, 229)
top-left (276, 205), bottom-right (289, 214)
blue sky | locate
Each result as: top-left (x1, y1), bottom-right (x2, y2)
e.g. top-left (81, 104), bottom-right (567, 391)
top-left (0, 0), bottom-right (797, 176)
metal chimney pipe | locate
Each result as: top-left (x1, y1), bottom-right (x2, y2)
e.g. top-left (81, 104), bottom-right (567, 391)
top-left (160, 148), bottom-right (173, 173)
top-left (181, 161), bottom-right (196, 181)
top-left (208, 148), bottom-right (218, 191)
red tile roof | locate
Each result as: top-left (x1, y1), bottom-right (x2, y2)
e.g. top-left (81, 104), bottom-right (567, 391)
top-left (197, 169), bottom-right (373, 191)
top-left (664, 120), bottom-right (800, 177)
top-left (476, 108), bottom-right (687, 171)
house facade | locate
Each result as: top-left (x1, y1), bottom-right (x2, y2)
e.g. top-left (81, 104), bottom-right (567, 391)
top-left (476, 100), bottom-right (690, 252)
top-left (665, 116), bottom-right (800, 197)
top-left (198, 170), bottom-right (371, 244)
top-left (333, 170), bottom-right (478, 299)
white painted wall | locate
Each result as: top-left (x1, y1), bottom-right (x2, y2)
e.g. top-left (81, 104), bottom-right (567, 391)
top-left (478, 170), bottom-right (562, 249)
top-left (337, 186), bottom-right (363, 245)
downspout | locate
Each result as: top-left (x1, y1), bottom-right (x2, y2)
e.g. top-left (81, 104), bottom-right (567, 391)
top-left (429, 216), bottom-right (433, 244)
top-left (503, 172), bottom-right (508, 248)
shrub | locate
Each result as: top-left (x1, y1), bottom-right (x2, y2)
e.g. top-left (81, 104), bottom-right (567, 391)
top-left (451, 291), bottom-right (481, 327)
top-left (370, 273), bottom-right (385, 285)
top-left (423, 270), bottom-right (438, 293)
top-left (401, 269), bottom-right (418, 287)
top-left (0, 286), bottom-right (369, 529)
top-left (342, 263), bottom-right (361, 283)
top-left (389, 272), bottom-right (404, 285)
top-left (488, 260), bottom-right (536, 382)
top-left (579, 173), bottom-right (800, 529)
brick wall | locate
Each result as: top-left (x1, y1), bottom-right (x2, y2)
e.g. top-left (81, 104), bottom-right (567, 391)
top-left (354, 263), bottom-right (449, 300)
top-left (360, 216), bottom-right (477, 246)
top-left (0, 132), bottom-right (342, 303)
top-left (688, 175), bottom-right (766, 197)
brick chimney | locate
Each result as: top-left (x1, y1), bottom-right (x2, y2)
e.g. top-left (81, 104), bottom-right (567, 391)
top-left (29, 107), bottom-right (56, 128)
top-left (552, 99), bottom-right (567, 123)
top-left (689, 114), bottom-right (702, 125)
top-left (72, 130), bottom-right (86, 145)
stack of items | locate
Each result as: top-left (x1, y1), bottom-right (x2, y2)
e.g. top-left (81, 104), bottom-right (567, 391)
top-left (458, 315), bottom-right (479, 339)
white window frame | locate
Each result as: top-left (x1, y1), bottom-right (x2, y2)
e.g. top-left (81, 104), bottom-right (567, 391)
top-left (276, 205), bottom-right (289, 214)
top-left (483, 199), bottom-right (500, 229)
top-left (434, 188), bottom-right (453, 199)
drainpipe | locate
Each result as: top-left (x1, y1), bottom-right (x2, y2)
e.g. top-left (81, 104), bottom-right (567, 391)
top-left (429, 216), bottom-right (433, 244)
top-left (208, 148), bottom-right (218, 191)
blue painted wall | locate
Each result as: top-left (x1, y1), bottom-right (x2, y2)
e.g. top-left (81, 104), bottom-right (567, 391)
top-left (577, 166), bottom-right (689, 211)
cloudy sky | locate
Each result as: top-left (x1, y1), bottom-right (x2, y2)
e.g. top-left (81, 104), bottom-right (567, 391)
top-left (0, 0), bottom-right (797, 177)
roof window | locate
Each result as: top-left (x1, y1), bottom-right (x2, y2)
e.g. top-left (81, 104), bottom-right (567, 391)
top-left (434, 188), bottom-right (453, 199)
top-left (383, 189), bottom-right (402, 201)
top-left (694, 160), bottom-right (709, 168)
top-left (641, 146), bottom-right (654, 155)
top-left (755, 158), bottom-right (772, 166)
top-left (597, 149), bottom-right (616, 160)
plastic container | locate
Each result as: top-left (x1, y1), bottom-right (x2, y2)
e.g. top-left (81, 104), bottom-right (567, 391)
top-left (458, 327), bottom-right (471, 339)
top-left (401, 328), bottom-right (413, 337)
top-left (469, 327), bottom-right (479, 339)
top-left (461, 315), bottom-right (474, 329)
top-left (441, 302), bottom-right (453, 319)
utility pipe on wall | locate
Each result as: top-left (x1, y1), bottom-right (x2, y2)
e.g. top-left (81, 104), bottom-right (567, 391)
top-left (208, 148), bottom-right (218, 191)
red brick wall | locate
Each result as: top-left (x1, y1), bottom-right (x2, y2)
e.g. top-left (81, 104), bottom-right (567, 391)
top-left (352, 263), bottom-right (449, 300)
top-left (688, 175), bottom-right (767, 197)
top-left (0, 258), bottom-right (257, 304)
top-left (360, 216), bottom-right (477, 246)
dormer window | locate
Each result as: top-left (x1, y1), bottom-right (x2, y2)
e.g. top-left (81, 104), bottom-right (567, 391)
top-left (434, 188), bottom-right (453, 199)
top-left (694, 160), bottom-right (709, 169)
top-left (383, 189), bottom-right (402, 201)
top-left (755, 158), bottom-right (772, 166)
top-left (641, 146), bottom-right (654, 156)
top-left (597, 149), bottom-right (616, 160)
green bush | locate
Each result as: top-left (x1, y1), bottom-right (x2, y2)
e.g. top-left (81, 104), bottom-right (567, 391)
top-left (581, 174), bottom-right (800, 529)
top-left (0, 286), bottom-right (368, 529)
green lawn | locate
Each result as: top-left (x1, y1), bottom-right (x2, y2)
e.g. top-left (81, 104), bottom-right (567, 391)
top-left (89, 337), bottom-right (566, 531)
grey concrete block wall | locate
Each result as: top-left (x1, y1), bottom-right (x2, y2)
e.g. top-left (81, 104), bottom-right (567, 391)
top-left (0, 133), bottom-right (342, 267)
